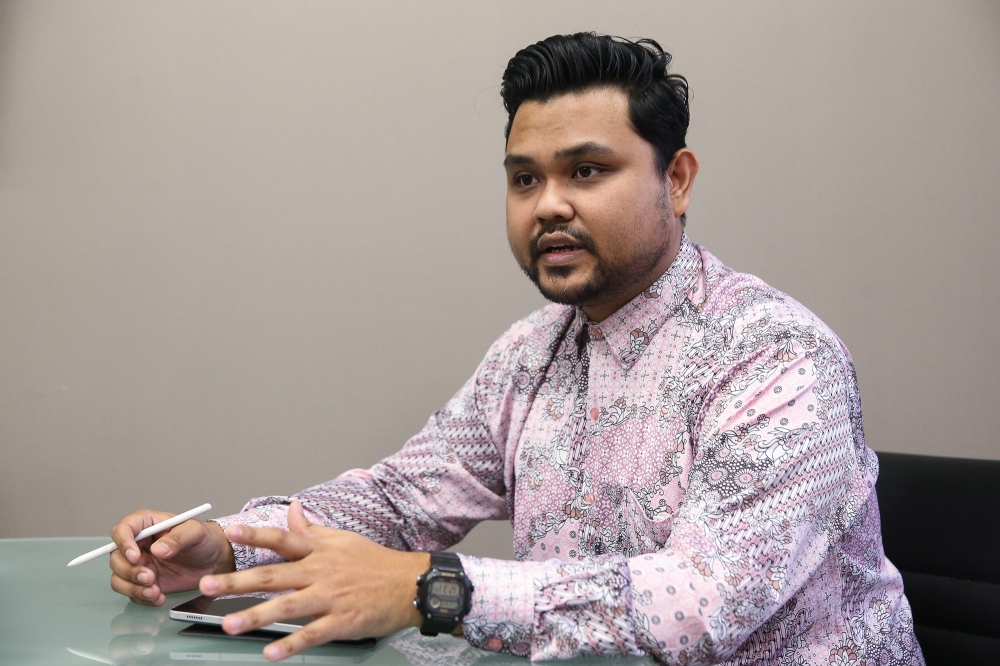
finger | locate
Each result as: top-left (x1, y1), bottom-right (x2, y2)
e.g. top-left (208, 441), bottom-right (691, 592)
top-left (222, 524), bottom-right (313, 561)
top-left (200, 561), bottom-right (304, 597)
top-left (110, 572), bottom-right (165, 606)
top-left (221, 589), bottom-right (320, 635)
top-left (263, 616), bottom-right (341, 662)
top-left (109, 548), bottom-right (157, 587)
top-left (287, 501), bottom-right (341, 539)
top-left (111, 510), bottom-right (175, 565)
top-left (287, 500), bottom-right (312, 535)
top-left (148, 518), bottom-right (210, 560)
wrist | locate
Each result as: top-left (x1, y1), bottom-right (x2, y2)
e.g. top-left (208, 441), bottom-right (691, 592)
top-left (404, 552), bottom-right (432, 629)
top-left (205, 521), bottom-right (236, 574)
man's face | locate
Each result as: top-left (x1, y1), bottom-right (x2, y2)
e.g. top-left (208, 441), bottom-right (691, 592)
top-left (504, 87), bottom-right (682, 322)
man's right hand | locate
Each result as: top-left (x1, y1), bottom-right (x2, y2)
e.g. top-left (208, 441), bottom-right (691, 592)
top-left (109, 510), bottom-right (236, 606)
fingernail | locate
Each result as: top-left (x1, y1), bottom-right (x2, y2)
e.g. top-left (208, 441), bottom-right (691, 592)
top-left (264, 645), bottom-right (285, 660)
top-left (202, 577), bottom-right (219, 593)
top-left (151, 543), bottom-right (169, 557)
top-left (227, 525), bottom-right (243, 539)
top-left (137, 572), bottom-right (150, 585)
top-left (228, 616), bottom-right (243, 632)
top-left (126, 549), bottom-right (138, 563)
top-left (142, 587), bottom-right (156, 599)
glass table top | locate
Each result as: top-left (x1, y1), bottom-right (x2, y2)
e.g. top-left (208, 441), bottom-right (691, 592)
top-left (0, 538), bottom-right (653, 666)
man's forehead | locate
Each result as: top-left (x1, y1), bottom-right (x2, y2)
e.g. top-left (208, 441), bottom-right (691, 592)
top-left (505, 88), bottom-right (635, 163)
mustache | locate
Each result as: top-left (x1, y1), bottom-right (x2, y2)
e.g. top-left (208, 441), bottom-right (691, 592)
top-left (529, 224), bottom-right (599, 262)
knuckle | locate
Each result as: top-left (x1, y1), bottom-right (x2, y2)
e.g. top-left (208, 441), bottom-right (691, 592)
top-left (109, 552), bottom-right (122, 571)
top-left (296, 626), bottom-right (321, 647)
top-left (110, 575), bottom-right (134, 598)
top-left (256, 566), bottom-right (275, 586)
top-left (279, 636), bottom-right (299, 656)
top-left (242, 609), bottom-right (260, 629)
top-left (278, 595), bottom-right (298, 617)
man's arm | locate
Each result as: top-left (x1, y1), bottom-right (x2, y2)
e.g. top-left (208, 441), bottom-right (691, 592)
top-left (210, 363), bottom-right (511, 569)
top-left (107, 312), bottom-right (537, 614)
top-left (173, 318), bottom-right (554, 660)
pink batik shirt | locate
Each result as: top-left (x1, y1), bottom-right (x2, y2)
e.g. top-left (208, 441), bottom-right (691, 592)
top-left (214, 236), bottom-right (924, 665)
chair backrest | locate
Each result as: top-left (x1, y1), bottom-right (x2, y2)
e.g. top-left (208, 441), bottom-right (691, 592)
top-left (875, 451), bottom-right (1000, 664)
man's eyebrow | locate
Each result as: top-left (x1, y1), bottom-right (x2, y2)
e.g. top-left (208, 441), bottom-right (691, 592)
top-left (502, 153), bottom-right (535, 168)
top-left (503, 141), bottom-right (617, 169)
top-left (553, 141), bottom-right (616, 161)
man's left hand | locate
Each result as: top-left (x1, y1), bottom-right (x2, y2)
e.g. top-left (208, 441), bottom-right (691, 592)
top-left (199, 500), bottom-right (430, 662)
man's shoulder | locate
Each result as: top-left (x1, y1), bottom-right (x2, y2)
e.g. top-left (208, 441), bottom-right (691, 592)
top-left (695, 245), bottom-right (849, 357)
top-left (491, 303), bottom-right (576, 355)
top-left (468, 303), bottom-right (576, 401)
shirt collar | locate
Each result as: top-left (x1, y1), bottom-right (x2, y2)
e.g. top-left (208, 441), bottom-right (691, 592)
top-left (583, 234), bottom-right (704, 370)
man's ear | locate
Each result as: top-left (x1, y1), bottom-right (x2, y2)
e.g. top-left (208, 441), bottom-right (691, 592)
top-left (667, 149), bottom-right (699, 219)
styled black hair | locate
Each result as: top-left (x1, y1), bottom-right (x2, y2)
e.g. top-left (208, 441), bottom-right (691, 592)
top-left (501, 32), bottom-right (690, 178)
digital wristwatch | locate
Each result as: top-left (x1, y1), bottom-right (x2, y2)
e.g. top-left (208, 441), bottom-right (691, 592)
top-left (413, 551), bottom-right (474, 636)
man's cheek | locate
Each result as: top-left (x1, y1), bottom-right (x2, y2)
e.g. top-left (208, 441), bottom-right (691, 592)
top-left (506, 230), bottom-right (532, 267)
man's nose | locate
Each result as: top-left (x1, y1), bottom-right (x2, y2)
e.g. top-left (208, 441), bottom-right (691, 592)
top-left (534, 180), bottom-right (575, 224)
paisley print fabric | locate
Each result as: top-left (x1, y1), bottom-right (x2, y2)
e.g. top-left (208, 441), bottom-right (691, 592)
top-left (214, 236), bottom-right (923, 665)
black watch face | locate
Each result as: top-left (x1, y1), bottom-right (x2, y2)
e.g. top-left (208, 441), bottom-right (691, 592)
top-left (427, 578), bottom-right (464, 612)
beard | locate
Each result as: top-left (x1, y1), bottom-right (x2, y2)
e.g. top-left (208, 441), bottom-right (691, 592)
top-left (522, 221), bottom-right (669, 310)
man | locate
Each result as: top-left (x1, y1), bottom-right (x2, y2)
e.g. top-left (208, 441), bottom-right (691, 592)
top-left (109, 34), bottom-right (924, 665)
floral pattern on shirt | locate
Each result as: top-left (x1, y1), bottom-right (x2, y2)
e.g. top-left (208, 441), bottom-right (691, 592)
top-left (214, 236), bottom-right (923, 665)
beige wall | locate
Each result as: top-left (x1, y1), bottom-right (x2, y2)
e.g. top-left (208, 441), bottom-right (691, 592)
top-left (1, 1), bottom-right (998, 555)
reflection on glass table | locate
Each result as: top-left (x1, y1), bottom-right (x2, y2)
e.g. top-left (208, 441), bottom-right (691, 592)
top-left (1, 538), bottom-right (651, 666)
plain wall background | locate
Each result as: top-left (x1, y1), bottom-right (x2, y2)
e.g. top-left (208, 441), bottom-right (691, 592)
top-left (1, 1), bottom-right (998, 556)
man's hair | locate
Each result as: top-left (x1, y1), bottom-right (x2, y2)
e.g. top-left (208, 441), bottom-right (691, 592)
top-left (501, 32), bottom-right (690, 179)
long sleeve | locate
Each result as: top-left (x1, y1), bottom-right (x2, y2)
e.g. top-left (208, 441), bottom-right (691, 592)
top-left (209, 306), bottom-right (570, 570)
top-left (459, 336), bottom-right (884, 664)
top-left (213, 363), bottom-right (511, 569)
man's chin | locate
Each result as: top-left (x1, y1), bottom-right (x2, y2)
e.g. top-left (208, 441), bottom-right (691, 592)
top-left (533, 274), bottom-right (604, 307)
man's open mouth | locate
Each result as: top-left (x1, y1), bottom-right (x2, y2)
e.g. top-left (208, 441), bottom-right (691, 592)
top-left (544, 244), bottom-right (580, 255)
top-left (537, 231), bottom-right (588, 259)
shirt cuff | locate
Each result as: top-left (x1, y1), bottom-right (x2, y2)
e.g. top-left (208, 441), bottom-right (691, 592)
top-left (457, 554), bottom-right (540, 657)
top-left (211, 497), bottom-right (323, 570)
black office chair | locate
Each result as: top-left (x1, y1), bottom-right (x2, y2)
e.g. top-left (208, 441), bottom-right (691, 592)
top-left (875, 451), bottom-right (1000, 664)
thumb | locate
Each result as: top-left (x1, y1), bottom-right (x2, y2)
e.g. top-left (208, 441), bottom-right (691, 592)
top-left (150, 519), bottom-right (206, 560)
top-left (287, 500), bottom-right (313, 536)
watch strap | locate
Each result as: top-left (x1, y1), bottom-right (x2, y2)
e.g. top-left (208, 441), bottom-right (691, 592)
top-left (430, 551), bottom-right (462, 571)
top-left (420, 611), bottom-right (460, 637)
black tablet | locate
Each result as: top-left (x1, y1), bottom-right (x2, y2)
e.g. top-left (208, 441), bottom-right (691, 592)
top-left (170, 595), bottom-right (376, 648)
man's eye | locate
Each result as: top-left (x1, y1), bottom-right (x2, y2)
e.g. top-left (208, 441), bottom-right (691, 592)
top-left (515, 174), bottom-right (535, 187)
top-left (576, 166), bottom-right (600, 179)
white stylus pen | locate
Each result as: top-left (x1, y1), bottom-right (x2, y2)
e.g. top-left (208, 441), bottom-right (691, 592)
top-left (66, 503), bottom-right (212, 567)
